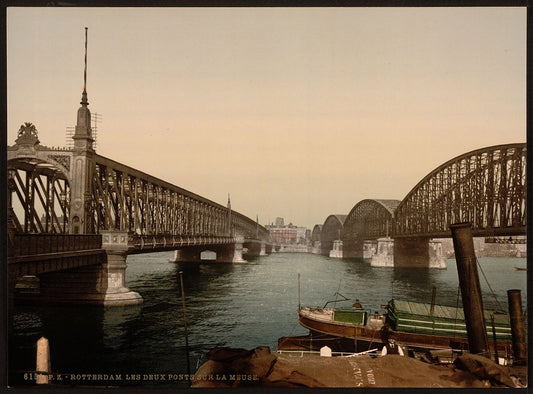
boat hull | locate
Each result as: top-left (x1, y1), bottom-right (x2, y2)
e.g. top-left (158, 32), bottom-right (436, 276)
top-left (297, 313), bottom-right (510, 353)
top-left (298, 314), bottom-right (386, 351)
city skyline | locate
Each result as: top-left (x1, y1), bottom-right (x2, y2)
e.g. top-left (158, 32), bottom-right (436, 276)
top-left (7, 7), bottom-right (526, 229)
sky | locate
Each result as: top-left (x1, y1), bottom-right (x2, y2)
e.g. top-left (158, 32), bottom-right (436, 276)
top-left (7, 7), bottom-right (526, 229)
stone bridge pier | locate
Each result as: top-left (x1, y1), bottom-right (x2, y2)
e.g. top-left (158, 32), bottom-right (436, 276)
top-left (369, 238), bottom-right (394, 267)
top-left (243, 240), bottom-right (268, 258)
top-left (25, 232), bottom-right (143, 306)
top-left (342, 240), bottom-right (378, 259)
top-left (391, 237), bottom-right (446, 268)
top-left (170, 237), bottom-right (247, 263)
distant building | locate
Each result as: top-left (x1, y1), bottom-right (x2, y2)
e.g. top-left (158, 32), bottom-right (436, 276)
top-left (266, 217), bottom-right (309, 245)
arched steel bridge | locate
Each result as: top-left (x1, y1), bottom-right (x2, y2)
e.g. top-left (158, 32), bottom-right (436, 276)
top-left (342, 199), bottom-right (400, 256)
top-left (394, 143), bottom-right (526, 238)
top-left (323, 143), bottom-right (526, 258)
top-left (320, 215), bottom-right (347, 256)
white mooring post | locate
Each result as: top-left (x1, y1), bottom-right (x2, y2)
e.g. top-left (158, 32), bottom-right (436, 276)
top-left (36, 337), bottom-right (51, 384)
top-left (320, 346), bottom-right (332, 357)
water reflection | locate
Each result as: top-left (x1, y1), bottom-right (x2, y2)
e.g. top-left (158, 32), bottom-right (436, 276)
top-left (8, 252), bottom-right (526, 388)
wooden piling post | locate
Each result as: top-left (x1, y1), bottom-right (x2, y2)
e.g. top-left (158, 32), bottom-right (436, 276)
top-left (449, 222), bottom-right (490, 358)
top-left (36, 337), bottom-right (51, 384)
top-left (507, 289), bottom-right (527, 364)
top-left (490, 314), bottom-right (499, 363)
top-left (430, 286), bottom-right (436, 315)
top-left (298, 273), bottom-right (301, 311)
top-left (179, 271), bottom-right (191, 379)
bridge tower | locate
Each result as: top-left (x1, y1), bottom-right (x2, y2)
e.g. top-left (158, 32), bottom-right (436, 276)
top-left (227, 193), bottom-right (232, 236)
top-left (56, 28), bottom-right (141, 305)
top-left (70, 27), bottom-right (95, 235)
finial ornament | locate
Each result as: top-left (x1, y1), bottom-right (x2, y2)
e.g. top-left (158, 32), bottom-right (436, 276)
top-left (15, 122), bottom-right (40, 146)
top-left (81, 27), bottom-right (89, 105)
top-left (73, 27), bottom-right (93, 151)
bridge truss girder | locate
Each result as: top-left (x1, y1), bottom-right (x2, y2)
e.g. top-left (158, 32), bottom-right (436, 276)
top-left (311, 224), bottom-right (322, 244)
top-left (343, 199), bottom-right (400, 242)
top-left (90, 155), bottom-right (269, 241)
top-left (320, 214), bottom-right (346, 255)
top-left (394, 143), bottom-right (526, 238)
top-left (8, 159), bottom-right (70, 234)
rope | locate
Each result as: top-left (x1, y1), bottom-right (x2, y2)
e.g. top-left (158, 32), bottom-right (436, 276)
top-left (333, 280), bottom-right (342, 308)
top-left (476, 258), bottom-right (505, 312)
top-left (366, 325), bottom-right (379, 351)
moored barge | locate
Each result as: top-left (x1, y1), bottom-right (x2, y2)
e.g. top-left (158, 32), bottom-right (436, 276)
top-left (280, 299), bottom-right (513, 354)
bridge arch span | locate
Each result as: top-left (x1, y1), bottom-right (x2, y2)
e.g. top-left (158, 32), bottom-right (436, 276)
top-left (320, 214), bottom-right (346, 256)
top-left (342, 199), bottom-right (400, 258)
top-left (395, 143), bottom-right (526, 238)
top-left (310, 224), bottom-right (322, 253)
top-left (8, 156), bottom-right (72, 233)
top-left (8, 155), bottom-right (71, 182)
top-left (311, 224), bottom-right (322, 243)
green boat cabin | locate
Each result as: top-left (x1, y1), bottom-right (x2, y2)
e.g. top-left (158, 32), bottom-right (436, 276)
top-left (332, 308), bottom-right (371, 325)
top-left (386, 299), bottom-right (512, 340)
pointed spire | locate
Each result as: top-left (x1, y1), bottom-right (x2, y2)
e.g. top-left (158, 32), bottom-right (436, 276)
top-left (226, 193), bottom-right (232, 237)
top-left (81, 27), bottom-right (89, 106)
top-left (73, 27), bottom-right (93, 151)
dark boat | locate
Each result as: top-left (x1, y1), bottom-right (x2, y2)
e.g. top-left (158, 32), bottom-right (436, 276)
top-left (279, 299), bottom-right (513, 354)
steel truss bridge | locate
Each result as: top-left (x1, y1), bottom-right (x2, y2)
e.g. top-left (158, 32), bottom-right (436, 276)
top-left (8, 126), bottom-right (269, 250)
top-left (394, 143), bottom-right (526, 238)
top-left (333, 143), bottom-right (526, 259)
top-left (7, 121), bottom-right (271, 305)
top-left (6, 123), bottom-right (526, 300)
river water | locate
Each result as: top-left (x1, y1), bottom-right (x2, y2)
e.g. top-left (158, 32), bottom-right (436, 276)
top-left (8, 252), bottom-right (527, 387)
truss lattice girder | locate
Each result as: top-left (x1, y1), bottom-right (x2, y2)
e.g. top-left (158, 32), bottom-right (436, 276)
top-left (394, 143), bottom-right (527, 238)
top-left (91, 155), bottom-right (269, 241)
top-left (320, 214), bottom-right (347, 252)
top-left (8, 163), bottom-right (70, 234)
top-left (343, 199), bottom-right (400, 243)
top-left (7, 151), bottom-right (270, 242)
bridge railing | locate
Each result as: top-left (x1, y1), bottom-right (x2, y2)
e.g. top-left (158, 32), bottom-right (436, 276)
top-left (9, 234), bottom-right (102, 257)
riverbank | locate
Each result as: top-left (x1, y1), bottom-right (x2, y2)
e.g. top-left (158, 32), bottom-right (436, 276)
top-left (192, 346), bottom-right (526, 388)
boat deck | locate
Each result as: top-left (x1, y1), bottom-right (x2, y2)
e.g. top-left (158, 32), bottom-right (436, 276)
top-left (299, 307), bottom-right (385, 329)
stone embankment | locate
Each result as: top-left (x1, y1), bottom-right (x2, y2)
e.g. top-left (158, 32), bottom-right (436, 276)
top-left (192, 347), bottom-right (526, 388)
